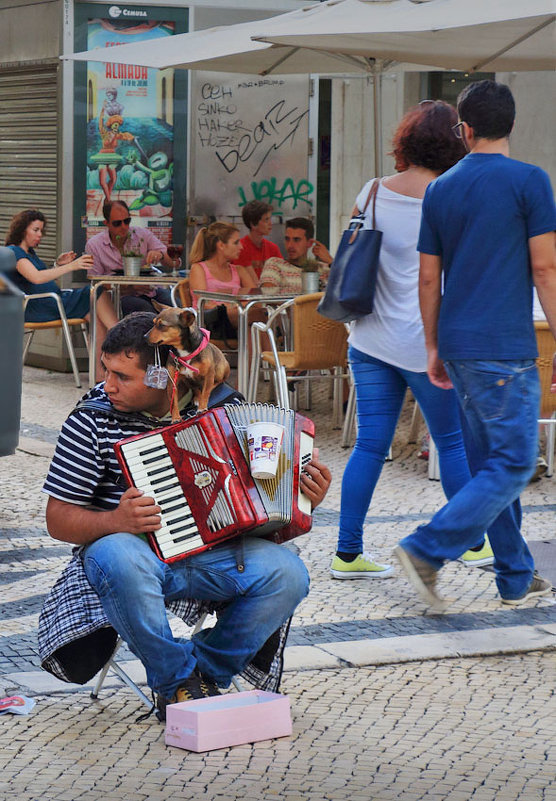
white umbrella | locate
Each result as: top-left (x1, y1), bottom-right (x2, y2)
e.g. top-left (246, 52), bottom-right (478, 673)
top-left (62, 13), bottom-right (384, 75)
top-left (64, 0), bottom-right (555, 75)
top-left (255, 0), bottom-right (556, 74)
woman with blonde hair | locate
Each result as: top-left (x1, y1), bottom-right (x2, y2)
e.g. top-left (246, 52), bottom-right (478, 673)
top-left (189, 221), bottom-right (258, 338)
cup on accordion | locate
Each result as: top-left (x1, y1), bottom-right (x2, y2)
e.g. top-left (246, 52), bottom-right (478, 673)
top-left (114, 403), bottom-right (315, 563)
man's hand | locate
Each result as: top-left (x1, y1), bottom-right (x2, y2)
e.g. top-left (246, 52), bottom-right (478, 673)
top-left (551, 353), bottom-right (556, 393)
top-left (112, 487), bottom-right (162, 534)
top-left (300, 450), bottom-right (332, 510)
top-left (427, 347), bottom-right (453, 390)
top-left (146, 250), bottom-right (164, 265)
top-left (312, 241), bottom-right (333, 265)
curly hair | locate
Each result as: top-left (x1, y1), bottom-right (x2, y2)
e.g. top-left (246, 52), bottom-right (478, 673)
top-left (5, 209), bottom-right (46, 246)
top-left (189, 221), bottom-right (239, 263)
top-left (390, 100), bottom-right (466, 174)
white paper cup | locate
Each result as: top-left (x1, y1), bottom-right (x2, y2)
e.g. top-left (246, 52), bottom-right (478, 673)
top-left (247, 422), bottom-right (285, 480)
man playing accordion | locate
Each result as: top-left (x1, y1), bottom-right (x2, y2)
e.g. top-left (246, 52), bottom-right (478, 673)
top-left (38, 312), bottom-right (331, 721)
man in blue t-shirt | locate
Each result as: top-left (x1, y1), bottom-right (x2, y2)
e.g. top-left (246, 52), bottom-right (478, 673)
top-left (394, 80), bottom-right (556, 608)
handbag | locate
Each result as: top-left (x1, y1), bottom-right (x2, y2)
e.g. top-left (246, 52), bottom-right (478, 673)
top-left (318, 178), bottom-right (382, 323)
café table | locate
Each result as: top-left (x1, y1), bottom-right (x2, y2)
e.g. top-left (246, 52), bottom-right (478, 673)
top-left (88, 272), bottom-right (179, 386)
top-left (191, 288), bottom-right (297, 398)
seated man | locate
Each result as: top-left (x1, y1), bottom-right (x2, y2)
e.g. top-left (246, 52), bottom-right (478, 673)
top-left (39, 312), bottom-right (331, 722)
top-left (235, 200), bottom-right (282, 280)
top-left (260, 217), bottom-right (331, 293)
top-left (86, 200), bottom-right (182, 315)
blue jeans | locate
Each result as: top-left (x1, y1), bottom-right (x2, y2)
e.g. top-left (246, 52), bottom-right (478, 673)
top-left (83, 534), bottom-right (309, 698)
top-left (338, 347), bottom-right (471, 554)
top-left (400, 359), bottom-right (540, 600)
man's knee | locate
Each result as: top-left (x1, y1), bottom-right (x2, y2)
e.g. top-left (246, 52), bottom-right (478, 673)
top-left (83, 532), bottom-right (161, 589)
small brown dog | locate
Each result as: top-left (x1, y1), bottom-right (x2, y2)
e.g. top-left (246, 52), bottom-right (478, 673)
top-left (147, 304), bottom-right (230, 421)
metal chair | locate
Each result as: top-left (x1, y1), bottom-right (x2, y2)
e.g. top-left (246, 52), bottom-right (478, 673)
top-left (171, 277), bottom-right (239, 354)
top-left (23, 293), bottom-right (89, 388)
top-left (535, 321), bottom-right (556, 477)
top-left (90, 613), bottom-right (244, 710)
top-left (248, 292), bottom-right (349, 425)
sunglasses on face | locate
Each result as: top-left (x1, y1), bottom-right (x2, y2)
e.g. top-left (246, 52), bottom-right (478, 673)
top-left (110, 217), bottom-right (131, 227)
top-left (452, 122), bottom-right (465, 139)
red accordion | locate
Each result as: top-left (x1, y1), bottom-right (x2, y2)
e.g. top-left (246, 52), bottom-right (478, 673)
top-left (114, 403), bottom-right (315, 563)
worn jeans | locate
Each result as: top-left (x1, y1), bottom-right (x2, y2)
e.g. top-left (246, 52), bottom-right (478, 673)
top-left (400, 359), bottom-right (540, 600)
top-left (83, 534), bottom-right (309, 698)
top-left (338, 347), bottom-right (471, 554)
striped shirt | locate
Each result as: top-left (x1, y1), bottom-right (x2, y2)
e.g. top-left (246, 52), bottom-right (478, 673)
top-left (42, 384), bottom-right (159, 509)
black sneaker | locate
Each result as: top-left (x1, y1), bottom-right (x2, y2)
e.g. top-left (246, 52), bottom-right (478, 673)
top-left (156, 669), bottom-right (220, 721)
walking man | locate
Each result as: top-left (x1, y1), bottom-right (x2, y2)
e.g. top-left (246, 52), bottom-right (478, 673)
top-left (395, 80), bottom-right (556, 608)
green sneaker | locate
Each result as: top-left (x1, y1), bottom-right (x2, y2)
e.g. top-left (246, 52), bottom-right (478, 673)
top-left (330, 552), bottom-right (394, 579)
top-left (459, 535), bottom-right (494, 567)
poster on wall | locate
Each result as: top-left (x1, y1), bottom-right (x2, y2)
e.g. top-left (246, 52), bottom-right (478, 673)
top-left (189, 72), bottom-right (313, 225)
top-left (85, 15), bottom-right (176, 245)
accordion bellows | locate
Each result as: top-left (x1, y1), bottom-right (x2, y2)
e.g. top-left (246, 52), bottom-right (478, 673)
top-left (115, 403), bottom-right (315, 562)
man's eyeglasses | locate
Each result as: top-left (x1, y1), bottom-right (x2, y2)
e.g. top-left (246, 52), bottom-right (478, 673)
top-left (452, 122), bottom-right (465, 140)
top-left (110, 217), bottom-right (131, 227)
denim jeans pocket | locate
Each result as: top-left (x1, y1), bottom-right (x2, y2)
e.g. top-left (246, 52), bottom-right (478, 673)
top-left (453, 360), bottom-right (535, 422)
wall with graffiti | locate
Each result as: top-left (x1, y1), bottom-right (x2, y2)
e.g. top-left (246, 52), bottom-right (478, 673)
top-left (189, 72), bottom-right (314, 233)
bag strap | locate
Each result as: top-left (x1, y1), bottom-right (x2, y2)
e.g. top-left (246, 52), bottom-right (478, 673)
top-left (360, 178), bottom-right (380, 230)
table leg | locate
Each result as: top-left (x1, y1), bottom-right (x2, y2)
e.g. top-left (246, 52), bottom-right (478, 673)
top-left (89, 282), bottom-right (98, 387)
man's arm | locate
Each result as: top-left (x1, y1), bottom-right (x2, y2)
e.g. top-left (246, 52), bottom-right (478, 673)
top-left (46, 488), bottom-right (162, 546)
top-left (530, 231), bottom-right (556, 337)
top-left (419, 252), bottom-right (452, 390)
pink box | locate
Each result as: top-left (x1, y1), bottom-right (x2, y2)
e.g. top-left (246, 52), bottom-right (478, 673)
top-left (165, 690), bottom-right (292, 752)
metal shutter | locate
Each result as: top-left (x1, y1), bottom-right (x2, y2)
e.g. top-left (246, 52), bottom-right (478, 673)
top-left (0, 61), bottom-right (59, 264)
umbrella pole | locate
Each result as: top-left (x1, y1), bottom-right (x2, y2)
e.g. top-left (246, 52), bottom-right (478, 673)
top-left (372, 70), bottom-right (383, 177)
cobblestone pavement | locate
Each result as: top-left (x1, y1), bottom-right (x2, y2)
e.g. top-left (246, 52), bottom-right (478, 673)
top-left (1, 366), bottom-right (555, 800)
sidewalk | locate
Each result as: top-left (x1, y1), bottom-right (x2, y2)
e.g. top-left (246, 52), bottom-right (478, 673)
top-left (1, 366), bottom-right (555, 801)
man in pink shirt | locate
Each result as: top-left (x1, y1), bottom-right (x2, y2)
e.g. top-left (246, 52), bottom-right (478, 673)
top-left (86, 200), bottom-right (181, 314)
top-left (235, 201), bottom-right (282, 280)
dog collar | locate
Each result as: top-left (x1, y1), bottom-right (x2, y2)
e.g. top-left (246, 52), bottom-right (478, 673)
top-left (172, 328), bottom-right (211, 375)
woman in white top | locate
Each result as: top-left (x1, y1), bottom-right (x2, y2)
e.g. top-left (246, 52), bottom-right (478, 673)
top-left (331, 101), bottom-right (491, 580)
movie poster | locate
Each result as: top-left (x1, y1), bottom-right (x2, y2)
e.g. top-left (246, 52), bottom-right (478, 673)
top-left (85, 17), bottom-right (175, 244)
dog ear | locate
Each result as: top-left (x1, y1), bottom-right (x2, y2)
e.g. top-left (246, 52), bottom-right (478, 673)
top-left (151, 299), bottom-right (172, 313)
top-left (179, 308), bottom-right (196, 326)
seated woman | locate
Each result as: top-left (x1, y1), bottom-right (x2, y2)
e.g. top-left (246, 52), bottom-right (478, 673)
top-left (6, 209), bottom-right (118, 374)
top-left (188, 221), bottom-right (261, 340)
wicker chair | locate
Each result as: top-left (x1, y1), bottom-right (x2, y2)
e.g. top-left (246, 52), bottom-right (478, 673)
top-left (535, 321), bottom-right (556, 477)
top-left (248, 292), bottom-right (349, 424)
top-left (23, 293), bottom-right (89, 388)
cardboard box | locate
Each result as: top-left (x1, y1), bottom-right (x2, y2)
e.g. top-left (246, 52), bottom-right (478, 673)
top-left (165, 690), bottom-right (292, 752)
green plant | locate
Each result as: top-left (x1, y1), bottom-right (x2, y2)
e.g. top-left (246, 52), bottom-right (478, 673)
top-left (116, 232), bottom-right (145, 258)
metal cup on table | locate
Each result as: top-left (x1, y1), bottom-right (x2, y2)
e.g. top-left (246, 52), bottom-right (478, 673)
top-left (301, 271), bottom-right (320, 293)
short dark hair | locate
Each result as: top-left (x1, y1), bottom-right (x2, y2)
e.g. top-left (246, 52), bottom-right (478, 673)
top-left (102, 199), bottom-right (130, 222)
top-left (101, 312), bottom-right (169, 371)
top-left (5, 209), bottom-right (47, 246)
top-left (241, 201), bottom-right (273, 230)
top-left (457, 80), bottom-right (515, 140)
top-left (285, 217), bottom-right (314, 239)
top-left (390, 100), bottom-right (465, 174)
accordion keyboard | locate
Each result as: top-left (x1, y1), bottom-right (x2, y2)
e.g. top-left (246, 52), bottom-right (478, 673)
top-left (119, 433), bottom-right (205, 559)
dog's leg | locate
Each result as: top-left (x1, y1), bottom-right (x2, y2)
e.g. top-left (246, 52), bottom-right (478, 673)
top-left (166, 364), bottom-right (181, 423)
top-left (196, 366), bottom-right (215, 412)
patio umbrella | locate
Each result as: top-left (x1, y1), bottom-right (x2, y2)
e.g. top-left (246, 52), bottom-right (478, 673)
top-left (64, 0), bottom-right (555, 75)
top-left (253, 0), bottom-right (556, 74)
